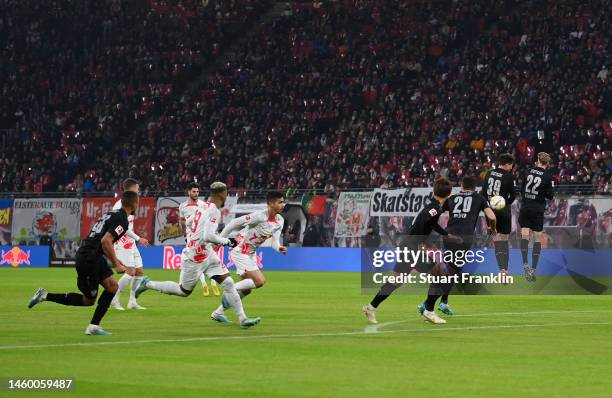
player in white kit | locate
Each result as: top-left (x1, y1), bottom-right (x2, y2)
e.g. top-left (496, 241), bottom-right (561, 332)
top-left (110, 178), bottom-right (150, 310)
top-left (179, 182), bottom-right (220, 297)
top-left (135, 182), bottom-right (261, 329)
top-left (211, 191), bottom-right (287, 323)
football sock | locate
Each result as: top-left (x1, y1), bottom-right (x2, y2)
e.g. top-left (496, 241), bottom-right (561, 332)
top-left (220, 278), bottom-right (247, 322)
top-left (46, 292), bottom-right (86, 306)
top-left (424, 294), bottom-right (440, 312)
top-left (113, 274), bottom-right (132, 303)
top-left (130, 276), bottom-right (142, 301)
top-left (370, 282), bottom-right (401, 308)
top-left (117, 273), bottom-right (132, 293)
top-left (90, 291), bottom-right (114, 326)
top-left (234, 278), bottom-right (256, 292)
top-left (520, 239), bottom-right (529, 264)
top-left (494, 241), bottom-right (509, 271)
top-left (532, 242), bottom-right (542, 270)
top-left (147, 281), bottom-right (188, 296)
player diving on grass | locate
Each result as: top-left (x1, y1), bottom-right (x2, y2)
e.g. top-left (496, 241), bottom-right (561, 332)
top-left (28, 191), bottom-right (139, 335)
top-left (417, 175), bottom-right (496, 322)
top-left (179, 181), bottom-right (220, 297)
top-left (210, 191), bottom-right (287, 323)
top-left (362, 177), bottom-right (462, 325)
top-left (135, 182), bottom-right (261, 329)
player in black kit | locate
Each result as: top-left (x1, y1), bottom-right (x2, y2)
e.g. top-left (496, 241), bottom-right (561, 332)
top-left (481, 153), bottom-right (515, 277)
top-left (418, 176), bottom-right (497, 321)
top-left (28, 191), bottom-right (139, 335)
top-left (362, 177), bottom-right (461, 324)
top-left (519, 152), bottom-right (554, 281)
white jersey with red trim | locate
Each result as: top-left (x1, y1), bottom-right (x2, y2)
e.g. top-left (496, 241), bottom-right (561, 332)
top-left (179, 199), bottom-right (205, 228)
top-left (221, 210), bottom-right (284, 255)
top-left (183, 201), bottom-right (229, 263)
top-left (112, 199), bottom-right (136, 250)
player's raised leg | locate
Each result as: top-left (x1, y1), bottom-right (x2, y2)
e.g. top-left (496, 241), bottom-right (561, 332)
top-left (136, 258), bottom-right (199, 298)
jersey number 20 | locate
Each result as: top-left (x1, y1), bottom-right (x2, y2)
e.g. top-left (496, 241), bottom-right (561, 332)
top-left (453, 196), bottom-right (473, 215)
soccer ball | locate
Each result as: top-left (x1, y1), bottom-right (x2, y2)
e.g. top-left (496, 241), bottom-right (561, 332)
top-left (489, 195), bottom-right (506, 210)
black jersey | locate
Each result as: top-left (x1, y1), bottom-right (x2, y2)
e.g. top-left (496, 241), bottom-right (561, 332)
top-left (407, 199), bottom-right (447, 238)
top-left (79, 208), bottom-right (129, 256)
top-left (482, 168), bottom-right (516, 205)
top-left (444, 191), bottom-right (489, 236)
top-left (521, 166), bottom-right (554, 212)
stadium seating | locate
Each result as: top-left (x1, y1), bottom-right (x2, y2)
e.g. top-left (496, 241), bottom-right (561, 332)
top-left (1, 0), bottom-right (610, 193)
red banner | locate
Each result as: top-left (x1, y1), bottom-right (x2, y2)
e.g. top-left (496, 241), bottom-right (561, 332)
top-left (81, 197), bottom-right (155, 241)
top-left (81, 198), bottom-right (116, 239)
top-left (133, 197), bottom-right (155, 242)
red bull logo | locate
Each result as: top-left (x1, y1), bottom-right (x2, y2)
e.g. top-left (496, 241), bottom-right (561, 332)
top-left (0, 247), bottom-right (31, 267)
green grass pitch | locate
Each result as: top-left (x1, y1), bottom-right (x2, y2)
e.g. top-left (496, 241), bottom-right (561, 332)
top-left (1, 267), bottom-right (612, 398)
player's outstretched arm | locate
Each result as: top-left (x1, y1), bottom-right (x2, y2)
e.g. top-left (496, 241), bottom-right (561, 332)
top-left (221, 213), bottom-right (256, 238)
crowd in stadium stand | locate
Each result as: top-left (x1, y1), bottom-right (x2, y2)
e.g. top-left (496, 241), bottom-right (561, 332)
top-left (1, 0), bottom-right (610, 194)
top-left (0, 0), bottom-right (269, 192)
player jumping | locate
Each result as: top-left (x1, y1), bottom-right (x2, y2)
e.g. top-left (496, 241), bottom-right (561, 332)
top-left (28, 191), bottom-right (139, 335)
top-left (111, 178), bottom-right (150, 311)
top-left (481, 153), bottom-right (515, 278)
top-left (519, 152), bottom-right (554, 281)
top-left (211, 191), bottom-right (287, 323)
top-left (135, 182), bottom-right (261, 328)
top-left (179, 181), bottom-right (220, 297)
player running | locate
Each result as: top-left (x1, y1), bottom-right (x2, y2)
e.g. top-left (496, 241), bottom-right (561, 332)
top-left (111, 178), bottom-right (150, 311)
top-left (417, 176), bottom-right (496, 320)
top-left (519, 152), bottom-right (554, 281)
top-left (362, 177), bottom-right (461, 325)
top-left (481, 153), bottom-right (515, 278)
top-left (135, 182), bottom-right (261, 329)
top-left (210, 191), bottom-right (287, 323)
top-left (28, 191), bottom-right (139, 335)
top-left (179, 181), bottom-right (220, 297)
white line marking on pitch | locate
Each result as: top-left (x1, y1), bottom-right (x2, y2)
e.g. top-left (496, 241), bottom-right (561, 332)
top-left (363, 309), bottom-right (612, 333)
top-left (1, 319), bottom-right (611, 351)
